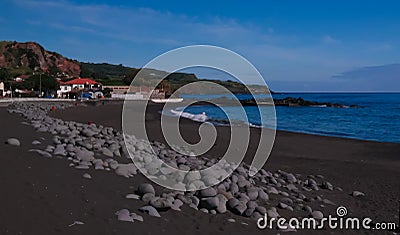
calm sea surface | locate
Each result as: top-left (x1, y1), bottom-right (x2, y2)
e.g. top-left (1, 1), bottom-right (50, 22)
top-left (178, 93), bottom-right (400, 143)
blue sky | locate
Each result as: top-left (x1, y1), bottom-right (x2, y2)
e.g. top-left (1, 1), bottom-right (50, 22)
top-left (1, 0), bottom-right (399, 91)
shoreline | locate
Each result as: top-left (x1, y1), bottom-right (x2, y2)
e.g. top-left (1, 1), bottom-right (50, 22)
top-left (139, 100), bottom-right (400, 144)
top-left (3, 98), bottom-right (397, 144)
top-left (49, 99), bottom-right (400, 146)
top-left (1, 101), bottom-right (399, 234)
top-left (51, 102), bottom-right (400, 228)
top-left (165, 99), bottom-right (399, 144)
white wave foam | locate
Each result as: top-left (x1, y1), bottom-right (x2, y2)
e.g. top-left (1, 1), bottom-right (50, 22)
top-left (248, 122), bottom-right (262, 128)
top-left (170, 109), bottom-right (208, 122)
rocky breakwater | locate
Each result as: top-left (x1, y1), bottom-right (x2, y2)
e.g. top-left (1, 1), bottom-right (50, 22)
top-left (235, 97), bottom-right (359, 108)
top-left (273, 97), bottom-right (360, 108)
top-left (207, 96), bottom-right (360, 108)
top-left (6, 102), bottom-right (364, 229)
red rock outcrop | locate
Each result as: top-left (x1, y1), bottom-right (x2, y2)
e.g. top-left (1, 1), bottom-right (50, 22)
top-left (0, 41), bottom-right (81, 77)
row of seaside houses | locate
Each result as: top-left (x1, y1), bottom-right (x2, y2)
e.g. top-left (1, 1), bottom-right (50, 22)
top-left (0, 77), bottom-right (165, 99)
top-left (57, 78), bottom-right (165, 99)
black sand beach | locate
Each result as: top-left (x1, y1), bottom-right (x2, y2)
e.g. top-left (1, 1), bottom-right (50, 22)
top-left (1, 101), bottom-right (399, 234)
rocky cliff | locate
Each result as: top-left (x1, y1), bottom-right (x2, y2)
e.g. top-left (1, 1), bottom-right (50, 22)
top-left (0, 41), bottom-right (80, 77)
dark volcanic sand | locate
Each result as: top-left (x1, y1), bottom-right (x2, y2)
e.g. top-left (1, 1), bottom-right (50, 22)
top-left (1, 101), bottom-right (399, 234)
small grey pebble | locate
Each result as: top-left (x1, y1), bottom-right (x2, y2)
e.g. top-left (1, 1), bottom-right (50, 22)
top-left (82, 173), bottom-right (92, 179)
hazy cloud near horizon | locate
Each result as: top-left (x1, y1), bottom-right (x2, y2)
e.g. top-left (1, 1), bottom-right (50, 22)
top-left (270, 64), bottom-right (400, 92)
top-left (1, 0), bottom-right (400, 92)
top-left (327, 64), bottom-right (400, 92)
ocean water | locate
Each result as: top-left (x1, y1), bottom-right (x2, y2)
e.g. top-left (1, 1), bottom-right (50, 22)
top-left (177, 93), bottom-right (400, 143)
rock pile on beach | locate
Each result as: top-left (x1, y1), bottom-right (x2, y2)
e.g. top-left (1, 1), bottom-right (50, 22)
top-left (7, 102), bottom-right (352, 225)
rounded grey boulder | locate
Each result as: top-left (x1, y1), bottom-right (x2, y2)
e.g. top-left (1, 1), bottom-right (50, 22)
top-left (351, 191), bottom-right (365, 197)
top-left (246, 188), bottom-right (259, 201)
top-left (115, 209), bottom-right (133, 222)
top-left (82, 173), bottom-right (92, 179)
top-left (243, 207), bottom-right (255, 217)
top-left (258, 190), bottom-right (269, 201)
top-left (141, 193), bottom-right (156, 203)
top-left (311, 210), bottom-right (324, 219)
top-left (137, 183), bottom-right (155, 196)
top-left (6, 138), bottom-right (20, 146)
top-left (200, 197), bottom-right (219, 210)
top-left (197, 187), bottom-right (217, 198)
top-left (227, 198), bottom-right (240, 210)
top-left (149, 198), bottom-right (171, 211)
top-left (139, 206), bottom-right (161, 217)
top-left (231, 201), bottom-right (247, 215)
top-left (102, 148), bottom-right (114, 158)
top-left (267, 208), bottom-right (279, 218)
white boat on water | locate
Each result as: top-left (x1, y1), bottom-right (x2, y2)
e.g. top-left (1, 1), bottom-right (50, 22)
top-left (151, 98), bottom-right (183, 103)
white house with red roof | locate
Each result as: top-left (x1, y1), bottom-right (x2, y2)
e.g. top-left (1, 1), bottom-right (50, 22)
top-left (57, 78), bottom-right (102, 98)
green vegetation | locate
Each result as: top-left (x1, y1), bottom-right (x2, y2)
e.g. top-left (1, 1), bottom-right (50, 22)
top-left (29, 74), bottom-right (59, 92)
top-left (80, 62), bottom-right (135, 80)
top-left (0, 67), bottom-right (12, 80)
top-left (0, 41), bottom-right (271, 95)
top-left (8, 66), bottom-right (33, 78)
top-left (4, 74), bottom-right (59, 96)
top-left (96, 79), bottom-right (126, 86)
top-left (0, 66), bottom-right (33, 80)
top-left (163, 73), bottom-right (270, 94)
top-left (79, 62), bottom-right (270, 94)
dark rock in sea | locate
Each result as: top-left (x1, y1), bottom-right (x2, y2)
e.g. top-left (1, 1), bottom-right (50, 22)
top-left (237, 96), bottom-right (361, 108)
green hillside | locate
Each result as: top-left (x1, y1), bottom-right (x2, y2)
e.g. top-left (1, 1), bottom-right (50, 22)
top-left (0, 41), bottom-right (272, 95)
top-left (79, 62), bottom-right (271, 94)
